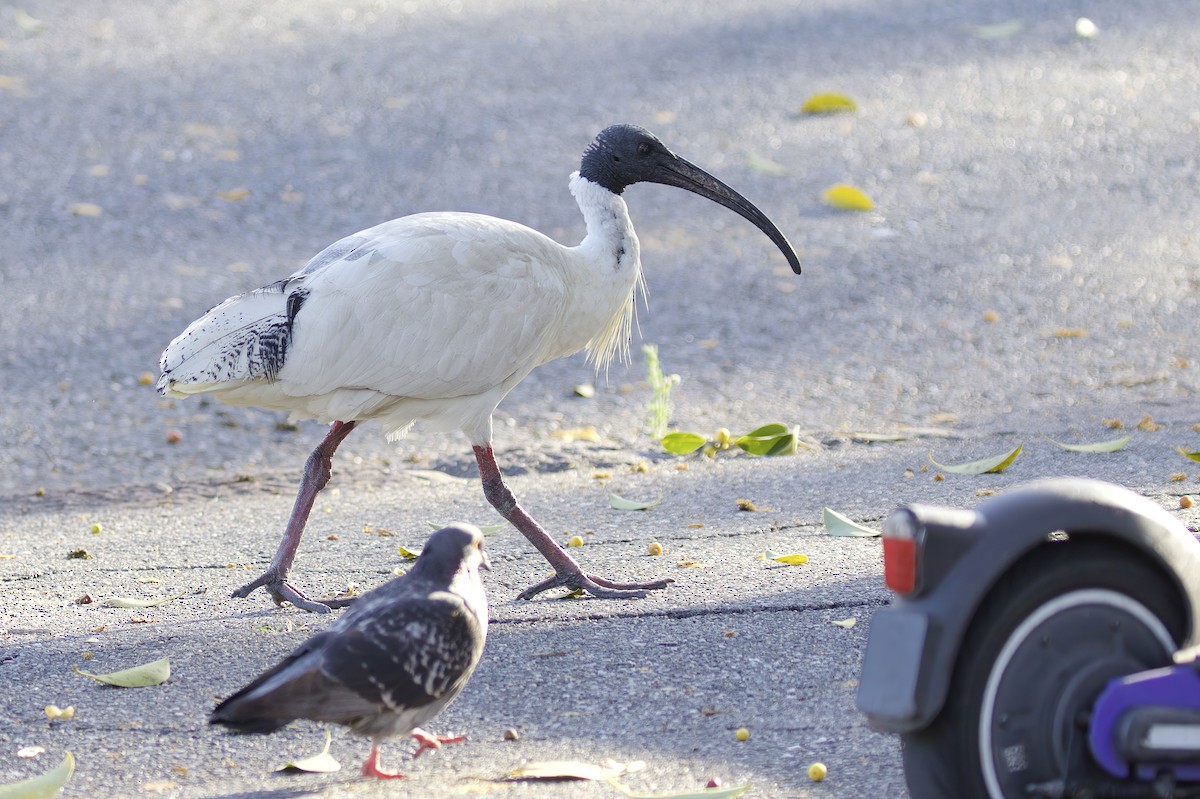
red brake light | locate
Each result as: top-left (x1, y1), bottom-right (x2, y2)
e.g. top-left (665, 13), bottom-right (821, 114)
top-left (883, 509), bottom-right (921, 595)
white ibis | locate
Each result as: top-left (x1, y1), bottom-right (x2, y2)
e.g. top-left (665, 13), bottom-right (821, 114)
top-left (210, 524), bottom-right (489, 779)
top-left (159, 124), bottom-right (801, 612)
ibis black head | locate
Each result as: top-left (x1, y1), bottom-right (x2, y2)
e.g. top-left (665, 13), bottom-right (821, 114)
top-left (414, 524), bottom-right (491, 582)
top-left (580, 124), bottom-right (801, 274)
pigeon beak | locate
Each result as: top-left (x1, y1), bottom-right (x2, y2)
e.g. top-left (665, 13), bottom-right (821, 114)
top-left (479, 549), bottom-right (492, 572)
top-left (650, 154), bottom-right (802, 274)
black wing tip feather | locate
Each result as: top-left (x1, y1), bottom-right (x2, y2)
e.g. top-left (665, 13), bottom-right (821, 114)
top-left (208, 710), bottom-right (291, 735)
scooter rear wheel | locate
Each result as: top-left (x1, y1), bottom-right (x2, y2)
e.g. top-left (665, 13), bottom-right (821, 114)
top-left (900, 542), bottom-right (1185, 798)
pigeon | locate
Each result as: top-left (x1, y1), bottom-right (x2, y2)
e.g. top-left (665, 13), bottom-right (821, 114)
top-left (210, 524), bottom-right (489, 779)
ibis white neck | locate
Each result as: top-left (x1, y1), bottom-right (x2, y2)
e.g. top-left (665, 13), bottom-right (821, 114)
top-left (569, 172), bottom-right (640, 274)
top-left (565, 172), bottom-right (645, 372)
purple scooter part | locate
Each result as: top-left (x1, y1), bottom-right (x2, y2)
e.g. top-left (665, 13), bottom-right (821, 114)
top-left (1090, 664), bottom-right (1200, 781)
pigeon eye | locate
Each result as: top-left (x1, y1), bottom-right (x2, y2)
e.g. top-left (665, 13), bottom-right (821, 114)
top-left (636, 142), bottom-right (652, 156)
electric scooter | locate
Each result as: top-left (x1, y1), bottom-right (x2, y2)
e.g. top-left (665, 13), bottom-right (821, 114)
top-left (856, 478), bottom-right (1200, 798)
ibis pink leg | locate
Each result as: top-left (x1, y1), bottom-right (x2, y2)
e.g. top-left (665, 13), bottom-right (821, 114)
top-left (361, 741), bottom-right (405, 779)
top-left (233, 420), bottom-right (359, 613)
top-left (410, 727), bottom-right (466, 759)
top-left (473, 445), bottom-right (672, 600)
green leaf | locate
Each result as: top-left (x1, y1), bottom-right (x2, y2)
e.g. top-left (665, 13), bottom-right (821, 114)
top-left (1044, 435), bottom-right (1132, 453)
top-left (662, 432), bottom-right (707, 455)
top-left (929, 444), bottom-right (1023, 474)
top-left (746, 154), bottom-right (787, 176)
top-left (0, 751), bottom-right (73, 799)
top-left (103, 591), bottom-right (188, 609)
top-left (277, 729), bottom-right (340, 774)
top-left (610, 781), bottom-right (751, 799)
top-left (610, 493), bottom-right (662, 511)
top-left (800, 92), bottom-right (858, 114)
top-left (1177, 448), bottom-right (1200, 463)
top-left (735, 424), bottom-right (797, 456)
top-left (74, 656), bottom-right (169, 687)
top-left (823, 507), bottom-right (882, 537)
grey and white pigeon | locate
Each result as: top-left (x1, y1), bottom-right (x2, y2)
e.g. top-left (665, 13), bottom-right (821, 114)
top-left (209, 524), bottom-right (489, 779)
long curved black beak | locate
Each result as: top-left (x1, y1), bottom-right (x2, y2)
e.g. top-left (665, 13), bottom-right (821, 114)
top-left (650, 155), bottom-right (802, 274)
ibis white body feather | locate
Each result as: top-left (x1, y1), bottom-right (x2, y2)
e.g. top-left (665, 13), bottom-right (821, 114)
top-left (159, 174), bottom-right (640, 444)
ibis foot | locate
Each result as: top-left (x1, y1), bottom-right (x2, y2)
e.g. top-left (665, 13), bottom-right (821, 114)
top-left (361, 743), bottom-right (406, 780)
top-left (517, 570), bottom-right (673, 601)
top-left (410, 728), bottom-right (466, 759)
top-left (231, 569), bottom-right (355, 614)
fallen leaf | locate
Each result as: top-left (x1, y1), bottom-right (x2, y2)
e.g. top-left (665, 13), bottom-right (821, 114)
top-left (823, 507), bottom-right (882, 537)
top-left (735, 424), bottom-right (799, 456)
top-left (397, 545), bottom-right (421, 560)
top-left (0, 75), bottom-right (29, 96)
top-left (972, 19), bottom-right (1024, 39)
top-left (73, 656), bottom-right (170, 687)
top-left (14, 9), bottom-right (46, 33)
top-left (16, 747), bottom-right (44, 759)
top-left (736, 499), bottom-right (759, 512)
top-left (768, 552), bottom-right (809, 566)
top-left (103, 592), bottom-right (187, 609)
top-left (43, 706), bottom-right (74, 721)
top-left (1138, 414), bottom-right (1163, 432)
top-left (745, 154), bottom-right (787, 176)
top-left (610, 781), bottom-right (751, 799)
top-left (610, 493), bottom-right (662, 511)
top-left (821, 184), bottom-right (874, 211)
top-left (68, 203), bottom-right (102, 217)
top-left (929, 444), bottom-right (1023, 475)
top-left (573, 383), bottom-right (596, 398)
top-left (1044, 435), bottom-right (1131, 453)
top-left (216, 187), bottom-right (249, 202)
top-left (1178, 448), bottom-right (1200, 463)
top-left (508, 760), bottom-right (627, 781)
top-left (551, 426), bottom-right (602, 443)
top-left (0, 751), bottom-right (73, 799)
top-left (850, 432), bottom-right (909, 443)
top-left (831, 617), bottom-right (857, 628)
top-left (277, 729), bottom-right (340, 774)
top-left (800, 92), bottom-right (857, 114)
top-left (662, 432), bottom-right (707, 455)
top-left (1054, 327), bottom-right (1087, 338)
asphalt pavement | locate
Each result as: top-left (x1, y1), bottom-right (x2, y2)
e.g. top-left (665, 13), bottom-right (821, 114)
top-left (2, 1), bottom-right (1199, 797)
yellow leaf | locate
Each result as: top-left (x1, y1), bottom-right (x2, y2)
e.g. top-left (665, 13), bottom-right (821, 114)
top-left (551, 426), bottom-right (602, 443)
top-left (800, 92), bottom-right (858, 114)
top-left (397, 545), bottom-right (421, 560)
top-left (771, 553), bottom-right (809, 566)
top-left (73, 656), bottom-right (170, 687)
top-left (831, 617), bottom-right (857, 628)
top-left (217, 187), bottom-right (250, 202)
top-left (821, 184), bottom-right (874, 211)
top-left (68, 203), bottom-right (102, 217)
top-left (0, 751), bottom-right (73, 799)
